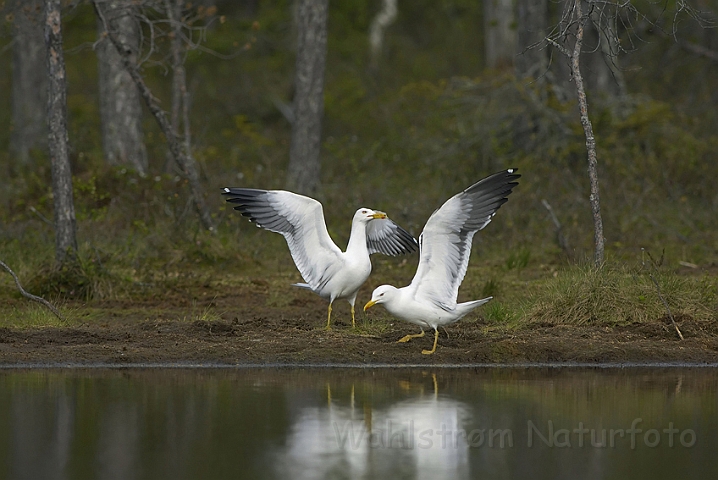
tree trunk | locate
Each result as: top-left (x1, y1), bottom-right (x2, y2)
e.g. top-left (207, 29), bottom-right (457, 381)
top-left (11, 0), bottom-right (48, 165)
top-left (165, 0), bottom-right (183, 173)
top-left (166, 0), bottom-right (193, 168)
top-left (484, 0), bottom-right (517, 69)
top-left (93, 0), bottom-right (215, 231)
top-left (44, 0), bottom-right (78, 264)
top-left (369, 0), bottom-right (397, 68)
top-left (570, 0), bottom-right (605, 266)
top-left (96, 0), bottom-right (148, 175)
top-left (515, 0), bottom-right (547, 80)
top-left (286, 0), bottom-right (328, 196)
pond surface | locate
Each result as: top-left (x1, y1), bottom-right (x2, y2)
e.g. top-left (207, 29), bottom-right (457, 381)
top-left (0, 366), bottom-right (716, 480)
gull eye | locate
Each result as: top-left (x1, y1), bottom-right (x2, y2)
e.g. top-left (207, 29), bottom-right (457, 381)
top-left (361, 210), bottom-right (368, 214)
top-left (380, 293), bottom-right (384, 296)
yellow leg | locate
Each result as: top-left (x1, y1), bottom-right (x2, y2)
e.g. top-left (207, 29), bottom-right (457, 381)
top-left (351, 305), bottom-right (356, 328)
top-left (325, 303), bottom-right (333, 330)
top-left (397, 329), bottom-right (425, 343)
top-left (422, 329), bottom-right (439, 355)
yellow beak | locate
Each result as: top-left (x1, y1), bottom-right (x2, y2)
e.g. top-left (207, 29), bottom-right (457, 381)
top-left (363, 299), bottom-right (377, 311)
top-left (371, 212), bottom-right (387, 219)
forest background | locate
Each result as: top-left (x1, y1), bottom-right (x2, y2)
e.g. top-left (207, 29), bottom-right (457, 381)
top-left (0, 0), bottom-right (716, 341)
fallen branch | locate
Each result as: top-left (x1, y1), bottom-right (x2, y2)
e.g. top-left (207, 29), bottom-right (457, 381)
top-left (29, 206), bottom-right (54, 227)
top-left (0, 260), bottom-right (66, 322)
top-left (541, 199), bottom-right (571, 257)
top-left (642, 248), bottom-right (684, 341)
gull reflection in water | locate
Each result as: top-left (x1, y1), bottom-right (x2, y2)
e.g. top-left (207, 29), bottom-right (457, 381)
top-left (270, 374), bottom-right (472, 480)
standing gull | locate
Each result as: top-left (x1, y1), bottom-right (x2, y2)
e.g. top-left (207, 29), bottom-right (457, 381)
top-left (223, 188), bottom-right (418, 328)
top-left (364, 169), bottom-right (520, 354)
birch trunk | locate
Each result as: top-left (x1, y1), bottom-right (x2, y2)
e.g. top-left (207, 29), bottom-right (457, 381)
top-left (369, 0), bottom-right (397, 68)
top-left (166, 0), bottom-right (193, 166)
top-left (11, 0), bottom-right (48, 164)
top-left (96, 0), bottom-right (148, 175)
top-left (44, 0), bottom-right (78, 264)
top-left (286, 0), bottom-right (328, 196)
top-left (515, 0), bottom-right (547, 80)
top-left (570, 0), bottom-right (605, 265)
top-left (484, 0), bottom-right (517, 69)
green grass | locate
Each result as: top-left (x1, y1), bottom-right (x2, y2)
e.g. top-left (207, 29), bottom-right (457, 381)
top-left (1, 304), bottom-right (77, 329)
top-left (524, 264), bottom-right (717, 326)
top-left (505, 248), bottom-right (531, 272)
top-left (183, 301), bottom-right (224, 323)
top-left (353, 313), bottom-right (394, 337)
top-left (482, 301), bottom-right (520, 327)
top-left (2, 203), bottom-right (715, 332)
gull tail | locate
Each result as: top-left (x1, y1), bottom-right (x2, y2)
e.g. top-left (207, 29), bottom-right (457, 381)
top-left (455, 297), bottom-right (492, 318)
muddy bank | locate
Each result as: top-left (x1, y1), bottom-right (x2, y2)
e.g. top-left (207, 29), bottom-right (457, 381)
top-left (1, 313), bottom-right (717, 365)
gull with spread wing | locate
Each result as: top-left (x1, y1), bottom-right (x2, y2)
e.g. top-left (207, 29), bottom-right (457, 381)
top-left (364, 169), bottom-right (520, 354)
top-left (223, 188), bottom-right (418, 328)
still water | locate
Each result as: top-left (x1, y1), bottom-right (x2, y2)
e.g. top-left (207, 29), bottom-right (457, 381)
top-left (0, 366), bottom-right (716, 480)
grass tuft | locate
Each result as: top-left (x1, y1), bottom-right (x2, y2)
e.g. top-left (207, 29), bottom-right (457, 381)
top-left (187, 302), bottom-right (223, 323)
top-left (353, 313), bottom-right (393, 336)
top-left (481, 278), bottom-right (500, 298)
top-left (2, 304), bottom-right (76, 329)
top-left (482, 300), bottom-right (519, 326)
top-left (26, 249), bottom-right (125, 301)
top-left (505, 248), bottom-right (530, 272)
top-left (526, 264), bottom-right (716, 326)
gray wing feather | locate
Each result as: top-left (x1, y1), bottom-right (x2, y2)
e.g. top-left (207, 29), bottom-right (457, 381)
top-left (408, 169), bottom-right (520, 309)
top-left (222, 188), bottom-right (343, 291)
top-left (366, 218), bottom-right (418, 256)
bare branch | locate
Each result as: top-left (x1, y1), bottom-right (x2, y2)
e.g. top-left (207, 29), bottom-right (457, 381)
top-left (541, 199), bottom-right (571, 256)
top-left (29, 206), bottom-right (54, 227)
top-left (546, 37), bottom-right (572, 57)
top-left (0, 260), bottom-right (66, 322)
top-left (641, 248), bottom-right (684, 341)
top-left (678, 39), bottom-right (718, 62)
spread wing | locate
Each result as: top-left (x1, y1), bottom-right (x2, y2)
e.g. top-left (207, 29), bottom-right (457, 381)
top-left (366, 217), bottom-right (418, 256)
top-left (222, 188), bottom-right (343, 290)
top-left (407, 169), bottom-right (520, 310)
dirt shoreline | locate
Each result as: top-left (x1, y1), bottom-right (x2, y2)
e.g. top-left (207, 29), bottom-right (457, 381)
top-left (2, 314), bottom-right (717, 366)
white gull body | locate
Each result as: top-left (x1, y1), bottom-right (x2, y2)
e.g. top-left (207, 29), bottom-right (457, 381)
top-left (223, 188), bottom-right (418, 328)
top-left (364, 169), bottom-right (520, 353)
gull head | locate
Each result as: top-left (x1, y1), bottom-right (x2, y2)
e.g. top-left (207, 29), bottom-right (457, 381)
top-left (364, 285), bottom-right (397, 311)
top-left (353, 208), bottom-right (387, 223)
